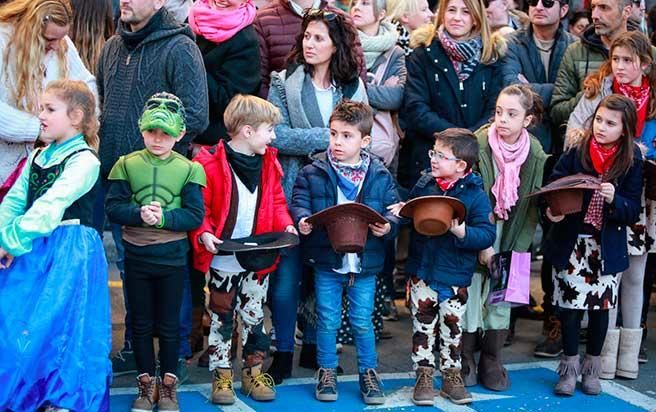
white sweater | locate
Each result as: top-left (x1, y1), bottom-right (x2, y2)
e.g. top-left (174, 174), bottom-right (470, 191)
top-left (0, 23), bottom-right (97, 186)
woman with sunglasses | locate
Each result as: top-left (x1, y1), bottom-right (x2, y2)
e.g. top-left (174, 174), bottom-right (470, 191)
top-left (399, 0), bottom-right (506, 190)
top-left (0, 0), bottom-right (96, 199)
top-left (265, 8), bottom-right (367, 385)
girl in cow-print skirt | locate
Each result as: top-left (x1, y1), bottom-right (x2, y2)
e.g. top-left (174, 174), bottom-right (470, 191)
top-left (542, 95), bottom-right (644, 397)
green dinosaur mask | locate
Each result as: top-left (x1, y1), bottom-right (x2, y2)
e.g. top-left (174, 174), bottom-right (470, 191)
top-left (138, 94), bottom-right (186, 138)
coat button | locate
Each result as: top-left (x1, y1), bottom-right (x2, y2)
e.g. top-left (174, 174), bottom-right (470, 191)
top-left (461, 104), bottom-right (468, 108)
top-left (434, 59), bottom-right (438, 63)
top-left (427, 47), bottom-right (431, 52)
top-left (444, 68), bottom-right (448, 72)
top-left (618, 227), bottom-right (621, 231)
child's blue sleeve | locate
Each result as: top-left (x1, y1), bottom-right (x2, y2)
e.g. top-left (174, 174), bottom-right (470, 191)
top-left (455, 191), bottom-right (496, 251)
top-left (605, 147), bottom-right (643, 225)
top-left (291, 166), bottom-right (313, 224)
top-left (382, 173), bottom-right (401, 239)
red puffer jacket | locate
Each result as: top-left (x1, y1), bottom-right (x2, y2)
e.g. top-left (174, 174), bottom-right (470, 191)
top-left (254, 0), bottom-right (366, 98)
top-left (190, 141), bottom-right (294, 275)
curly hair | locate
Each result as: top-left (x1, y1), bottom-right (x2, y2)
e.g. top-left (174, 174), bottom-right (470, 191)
top-left (287, 9), bottom-right (361, 88)
top-left (583, 31), bottom-right (656, 120)
top-left (0, 0), bottom-right (73, 114)
top-left (69, 0), bottom-right (114, 72)
top-left (45, 79), bottom-right (99, 151)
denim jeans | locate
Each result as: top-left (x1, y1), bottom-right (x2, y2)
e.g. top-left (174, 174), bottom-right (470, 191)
top-left (315, 270), bottom-right (377, 373)
top-left (269, 247), bottom-right (305, 352)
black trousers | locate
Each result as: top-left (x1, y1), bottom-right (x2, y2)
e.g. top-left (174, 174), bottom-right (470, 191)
top-left (125, 258), bottom-right (184, 377)
top-left (559, 308), bottom-right (609, 356)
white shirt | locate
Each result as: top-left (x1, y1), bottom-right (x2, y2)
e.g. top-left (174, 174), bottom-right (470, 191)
top-left (312, 80), bottom-right (336, 126)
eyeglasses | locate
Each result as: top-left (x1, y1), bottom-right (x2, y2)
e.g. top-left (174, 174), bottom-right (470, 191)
top-left (304, 8), bottom-right (337, 22)
top-left (527, 0), bottom-right (560, 8)
top-left (428, 150), bottom-right (461, 162)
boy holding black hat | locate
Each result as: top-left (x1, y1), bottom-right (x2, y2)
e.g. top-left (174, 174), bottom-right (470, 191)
top-left (389, 128), bottom-right (496, 406)
top-left (106, 92), bottom-right (207, 412)
top-left (189, 94), bottom-right (297, 405)
top-left (292, 100), bottom-right (400, 405)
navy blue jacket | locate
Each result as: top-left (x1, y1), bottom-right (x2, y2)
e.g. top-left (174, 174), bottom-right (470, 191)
top-left (406, 172), bottom-right (496, 288)
top-left (398, 39), bottom-right (503, 188)
top-left (542, 145), bottom-right (643, 275)
top-left (291, 152), bottom-right (400, 274)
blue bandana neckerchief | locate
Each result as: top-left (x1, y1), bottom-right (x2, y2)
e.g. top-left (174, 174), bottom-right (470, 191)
top-left (327, 149), bottom-right (371, 201)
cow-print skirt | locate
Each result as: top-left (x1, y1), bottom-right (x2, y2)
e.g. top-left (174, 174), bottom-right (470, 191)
top-left (553, 235), bottom-right (620, 310)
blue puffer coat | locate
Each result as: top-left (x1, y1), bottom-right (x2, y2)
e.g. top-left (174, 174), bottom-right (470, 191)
top-left (291, 152), bottom-right (400, 273)
top-left (406, 171), bottom-right (496, 288)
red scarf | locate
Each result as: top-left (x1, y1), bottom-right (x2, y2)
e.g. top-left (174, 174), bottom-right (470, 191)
top-left (613, 76), bottom-right (650, 137)
top-left (436, 171), bottom-right (470, 191)
top-left (589, 135), bottom-right (619, 175)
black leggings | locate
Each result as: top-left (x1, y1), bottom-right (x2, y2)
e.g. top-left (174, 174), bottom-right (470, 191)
top-left (125, 258), bottom-right (184, 377)
top-left (559, 308), bottom-right (609, 356)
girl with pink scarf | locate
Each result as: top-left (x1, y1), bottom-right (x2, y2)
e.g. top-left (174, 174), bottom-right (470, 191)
top-left (460, 84), bottom-right (547, 392)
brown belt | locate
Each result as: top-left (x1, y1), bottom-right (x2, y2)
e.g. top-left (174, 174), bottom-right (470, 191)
top-left (122, 225), bottom-right (187, 246)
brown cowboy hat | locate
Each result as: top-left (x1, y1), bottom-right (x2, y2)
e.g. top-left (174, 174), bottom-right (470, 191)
top-left (645, 160), bottom-right (656, 200)
top-left (306, 203), bottom-right (387, 254)
top-left (528, 173), bottom-right (602, 216)
top-left (399, 195), bottom-right (466, 236)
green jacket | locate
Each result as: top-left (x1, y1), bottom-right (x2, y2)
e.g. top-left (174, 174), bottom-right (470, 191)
top-left (474, 124), bottom-right (548, 253)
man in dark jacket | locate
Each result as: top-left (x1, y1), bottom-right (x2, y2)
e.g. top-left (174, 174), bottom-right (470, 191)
top-left (96, 0), bottom-right (209, 378)
top-left (502, 0), bottom-right (574, 154)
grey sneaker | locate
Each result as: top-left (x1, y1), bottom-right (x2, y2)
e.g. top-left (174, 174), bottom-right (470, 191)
top-left (359, 368), bottom-right (385, 405)
top-left (131, 374), bottom-right (158, 412)
top-left (315, 368), bottom-right (338, 401)
top-left (157, 373), bottom-right (180, 412)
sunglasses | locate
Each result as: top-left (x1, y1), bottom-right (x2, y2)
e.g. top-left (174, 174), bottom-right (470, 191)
top-left (304, 8), bottom-right (338, 22)
top-left (527, 0), bottom-right (560, 8)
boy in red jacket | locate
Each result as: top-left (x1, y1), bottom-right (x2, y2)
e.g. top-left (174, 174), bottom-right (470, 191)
top-left (190, 94), bottom-right (296, 405)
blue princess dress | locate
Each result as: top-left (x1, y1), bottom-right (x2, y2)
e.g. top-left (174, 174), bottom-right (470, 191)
top-left (0, 135), bottom-right (111, 411)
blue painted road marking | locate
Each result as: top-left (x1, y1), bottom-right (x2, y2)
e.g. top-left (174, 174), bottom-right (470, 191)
top-left (110, 362), bottom-right (655, 411)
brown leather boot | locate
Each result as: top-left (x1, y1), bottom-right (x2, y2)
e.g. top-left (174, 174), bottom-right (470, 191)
top-left (157, 373), bottom-right (179, 412)
top-left (211, 368), bottom-right (235, 405)
top-left (131, 373), bottom-right (158, 412)
top-left (412, 366), bottom-right (435, 406)
top-left (461, 332), bottom-right (478, 387)
top-left (478, 329), bottom-right (510, 391)
top-left (241, 364), bottom-right (276, 401)
top-left (189, 307), bottom-right (205, 354)
top-left (440, 368), bottom-right (473, 405)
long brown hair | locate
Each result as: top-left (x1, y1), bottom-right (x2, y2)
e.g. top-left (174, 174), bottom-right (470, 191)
top-left (580, 95), bottom-right (636, 181)
top-left (583, 31), bottom-right (656, 119)
top-left (69, 0), bottom-right (114, 72)
top-left (45, 79), bottom-right (99, 151)
top-left (287, 9), bottom-right (362, 87)
top-left (497, 84), bottom-right (545, 128)
top-left (0, 0), bottom-right (72, 113)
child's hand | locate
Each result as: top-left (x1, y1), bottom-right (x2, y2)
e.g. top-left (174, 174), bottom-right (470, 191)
top-left (600, 182), bottom-right (615, 204)
top-left (200, 232), bottom-right (223, 254)
top-left (369, 222), bottom-right (391, 237)
top-left (546, 207), bottom-right (565, 223)
top-left (479, 246), bottom-right (495, 267)
top-left (298, 218), bottom-right (313, 235)
top-left (449, 218), bottom-right (466, 239)
top-left (0, 247), bottom-right (14, 270)
top-left (140, 206), bottom-right (158, 226)
top-left (387, 202), bottom-right (406, 217)
top-left (285, 225), bottom-right (299, 236)
top-left (565, 129), bottom-right (585, 150)
top-left (147, 201), bottom-right (163, 226)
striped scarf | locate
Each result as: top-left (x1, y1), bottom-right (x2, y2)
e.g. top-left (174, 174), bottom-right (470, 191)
top-left (437, 26), bottom-right (482, 81)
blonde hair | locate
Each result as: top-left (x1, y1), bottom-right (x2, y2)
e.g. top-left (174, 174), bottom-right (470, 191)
top-left (414, 0), bottom-right (506, 64)
top-left (0, 0), bottom-right (72, 114)
top-left (45, 79), bottom-right (99, 151)
top-left (69, 0), bottom-right (114, 72)
top-left (224, 94), bottom-right (282, 137)
top-left (387, 0), bottom-right (427, 20)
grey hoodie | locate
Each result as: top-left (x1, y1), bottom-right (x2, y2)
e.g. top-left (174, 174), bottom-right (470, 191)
top-left (96, 8), bottom-right (209, 177)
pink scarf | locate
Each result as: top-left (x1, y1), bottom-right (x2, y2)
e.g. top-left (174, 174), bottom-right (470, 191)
top-left (488, 123), bottom-right (530, 220)
top-left (188, 0), bottom-right (256, 44)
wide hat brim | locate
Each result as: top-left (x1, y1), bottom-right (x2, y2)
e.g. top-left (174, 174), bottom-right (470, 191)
top-left (527, 173), bottom-right (602, 197)
top-left (217, 232), bottom-right (300, 253)
top-left (306, 203), bottom-right (387, 227)
top-left (399, 195), bottom-right (466, 236)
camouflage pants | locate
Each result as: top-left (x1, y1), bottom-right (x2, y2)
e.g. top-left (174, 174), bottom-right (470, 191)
top-left (207, 269), bottom-right (270, 370)
top-left (410, 276), bottom-right (468, 371)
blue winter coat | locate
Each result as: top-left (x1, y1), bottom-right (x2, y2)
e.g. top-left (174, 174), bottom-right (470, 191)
top-left (398, 39), bottom-right (503, 188)
top-left (291, 152), bottom-right (400, 273)
top-left (542, 145), bottom-right (643, 275)
top-left (406, 172), bottom-right (496, 288)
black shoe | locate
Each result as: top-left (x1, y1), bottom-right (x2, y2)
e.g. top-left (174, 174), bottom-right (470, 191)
top-left (111, 345), bottom-right (137, 377)
top-left (535, 317), bottom-right (563, 358)
top-left (299, 343), bottom-right (319, 370)
top-left (378, 329), bottom-right (393, 340)
top-left (359, 368), bottom-right (385, 405)
top-left (315, 368), bottom-right (338, 401)
top-left (267, 351), bottom-right (294, 384)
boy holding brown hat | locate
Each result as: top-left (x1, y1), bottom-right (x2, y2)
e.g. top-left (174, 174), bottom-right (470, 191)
top-left (291, 100), bottom-right (400, 406)
top-left (390, 128), bottom-right (496, 406)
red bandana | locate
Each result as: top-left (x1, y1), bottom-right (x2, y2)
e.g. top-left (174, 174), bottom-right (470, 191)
top-left (613, 75), bottom-right (650, 137)
top-left (435, 171), bottom-right (470, 192)
top-left (589, 136), bottom-right (619, 175)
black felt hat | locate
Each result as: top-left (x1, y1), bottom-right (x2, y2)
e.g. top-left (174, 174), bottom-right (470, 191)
top-left (217, 232), bottom-right (299, 272)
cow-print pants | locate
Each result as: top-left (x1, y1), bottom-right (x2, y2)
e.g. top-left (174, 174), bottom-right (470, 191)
top-left (207, 269), bottom-right (270, 370)
top-left (410, 276), bottom-right (468, 372)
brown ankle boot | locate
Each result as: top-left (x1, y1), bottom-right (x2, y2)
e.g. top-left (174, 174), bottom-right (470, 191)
top-left (211, 368), bottom-right (235, 405)
top-left (412, 366), bottom-right (435, 406)
top-left (478, 329), bottom-right (510, 391)
top-left (157, 373), bottom-right (179, 412)
top-left (131, 373), bottom-right (158, 412)
top-left (440, 368), bottom-right (472, 405)
top-left (241, 364), bottom-right (276, 401)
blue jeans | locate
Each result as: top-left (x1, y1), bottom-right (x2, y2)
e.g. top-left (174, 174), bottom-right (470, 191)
top-left (315, 270), bottom-right (377, 373)
top-left (269, 247), bottom-right (307, 352)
